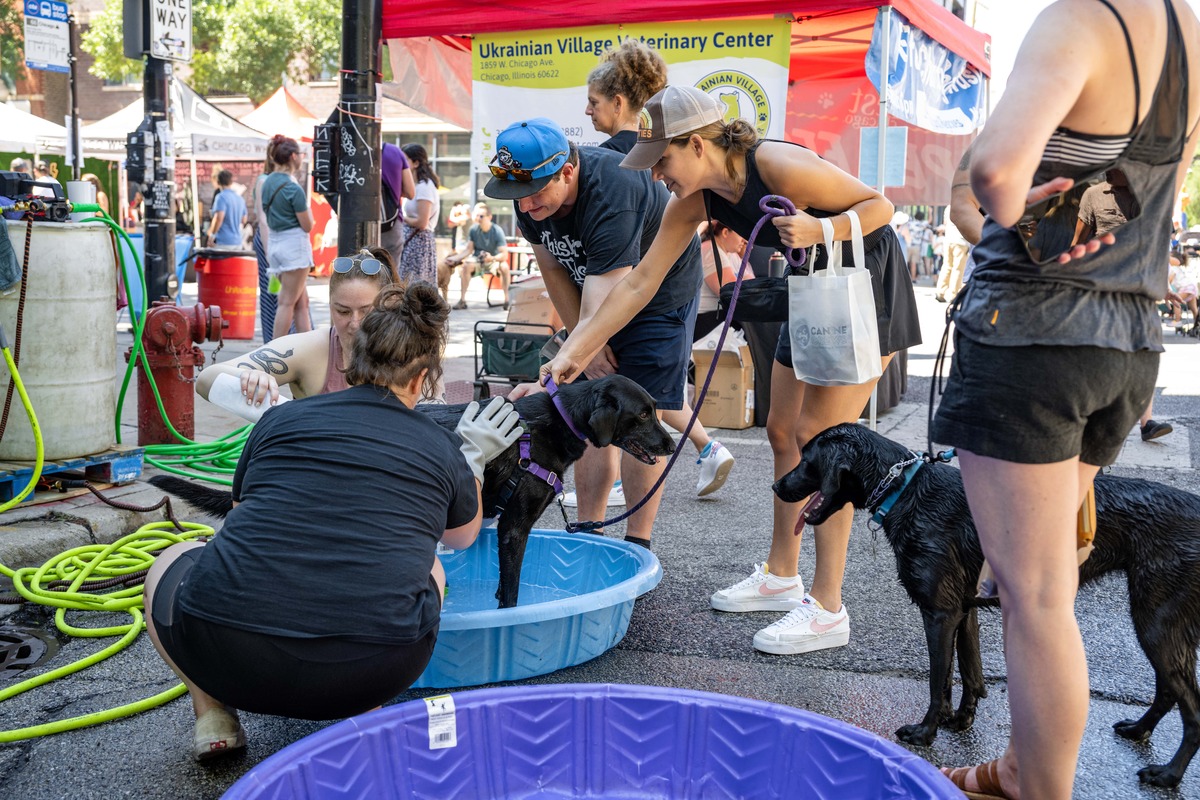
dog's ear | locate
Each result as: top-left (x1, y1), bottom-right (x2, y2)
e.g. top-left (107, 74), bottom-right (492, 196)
top-left (586, 405), bottom-right (620, 447)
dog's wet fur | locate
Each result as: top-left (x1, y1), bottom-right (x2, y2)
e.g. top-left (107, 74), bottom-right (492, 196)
top-left (150, 374), bottom-right (674, 609)
top-left (774, 423), bottom-right (1200, 788)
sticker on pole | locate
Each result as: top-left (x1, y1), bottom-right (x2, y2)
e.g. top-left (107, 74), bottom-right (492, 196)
top-left (150, 0), bottom-right (192, 63)
top-left (23, 0), bottom-right (70, 74)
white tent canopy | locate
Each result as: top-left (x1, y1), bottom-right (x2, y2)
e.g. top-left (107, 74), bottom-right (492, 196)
top-left (55, 79), bottom-right (269, 161)
top-left (0, 103), bottom-right (68, 153)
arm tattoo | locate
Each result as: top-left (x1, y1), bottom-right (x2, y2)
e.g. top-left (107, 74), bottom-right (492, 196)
top-left (238, 348), bottom-right (294, 376)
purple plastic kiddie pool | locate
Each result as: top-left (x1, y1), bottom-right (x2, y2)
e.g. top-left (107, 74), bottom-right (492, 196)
top-left (224, 684), bottom-right (959, 799)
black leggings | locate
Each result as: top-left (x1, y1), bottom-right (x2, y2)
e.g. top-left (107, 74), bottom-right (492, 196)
top-left (152, 548), bottom-right (437, 720)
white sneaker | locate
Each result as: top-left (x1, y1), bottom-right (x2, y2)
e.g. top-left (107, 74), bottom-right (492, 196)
top-left (696, 441), bottom-right (735, 497)
top-left (710, 563), bottom-right (806, 612)
top-left (192, 707), bottom-right (246, 761)
top-left (753, 594), bottom-right (851, 655)
top-left (561, 480), bottom-right (624, 509)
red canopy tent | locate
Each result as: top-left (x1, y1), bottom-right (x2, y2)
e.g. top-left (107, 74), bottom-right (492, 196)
top-left (383, 0), bottom-right (990, 206)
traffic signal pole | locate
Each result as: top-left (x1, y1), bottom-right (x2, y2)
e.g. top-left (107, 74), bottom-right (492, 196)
top-left (334, 0), bottom-right (382, 256)
top-left (140, 55), bottom-right (175, 304)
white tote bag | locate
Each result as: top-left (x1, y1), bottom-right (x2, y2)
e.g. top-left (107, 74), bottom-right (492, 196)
top-left (787, 210), bottom-right (883, 386)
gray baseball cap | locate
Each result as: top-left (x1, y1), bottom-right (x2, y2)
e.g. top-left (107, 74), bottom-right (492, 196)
top-left (621, 85), bottom-right (725, 171)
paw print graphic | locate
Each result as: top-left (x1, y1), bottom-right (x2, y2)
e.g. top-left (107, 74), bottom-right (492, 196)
top-left (818, 92), bottom-right (835, 109)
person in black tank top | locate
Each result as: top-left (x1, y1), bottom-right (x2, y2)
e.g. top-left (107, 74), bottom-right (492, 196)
top-left (543, 85), bottom-right (919, 660)
top-left (931, 2), bottom-right (1200, 798)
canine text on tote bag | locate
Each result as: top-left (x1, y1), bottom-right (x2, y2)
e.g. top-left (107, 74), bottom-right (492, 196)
top-left (787, 211), bottom-right (882, 386)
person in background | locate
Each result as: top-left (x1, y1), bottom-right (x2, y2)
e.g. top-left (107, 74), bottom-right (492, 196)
top-left (586, 42), bottom-right (735, 497)
top-left (207, 170), bottom-right (247, 249)
top-left (262, 135), bottom-right (314, 341)
top-left (446, 201), bottom-right (472, 251)
top-left (247, 139), bottom-right (279, 341)
top-left (81, 173), bottom-right (109, 218)
top-left (443, 202), bottom-right (509, 310)
top-left (931, 0), bottom-right (1200, 796)
top-left (144, 281), bottom-right (522, 761)
top-left (9, 158), bottom-right (29, 176)
top-left (32, 161), bottom-right (60, 198)
top-left (542, 86), bottom-right (919, 652)
top-left (380, 142), bottom-right (416, 268)
top-left (399, 143), bottom-right (441, 286)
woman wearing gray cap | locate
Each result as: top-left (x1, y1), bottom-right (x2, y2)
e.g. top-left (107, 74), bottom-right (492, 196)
top-left (543, 84), bottom-right (919, 659)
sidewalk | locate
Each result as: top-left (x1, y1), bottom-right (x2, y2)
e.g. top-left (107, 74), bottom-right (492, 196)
top-left (1, 273), bottom-right (1196, 586)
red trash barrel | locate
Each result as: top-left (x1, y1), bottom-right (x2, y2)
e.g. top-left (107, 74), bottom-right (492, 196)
top-left (195, 249), bottom-right (258, 340)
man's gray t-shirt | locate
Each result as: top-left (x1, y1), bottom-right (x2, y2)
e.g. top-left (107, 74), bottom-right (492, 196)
top-left (514, 146), bottom-right (701, 317)
top-left (468, 222), bottom-right (507, 256)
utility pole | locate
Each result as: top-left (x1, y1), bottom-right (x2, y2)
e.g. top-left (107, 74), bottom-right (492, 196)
top-left (124, 0), bottom-right (191, 306)
top-left (334, 0), bottom-right (382, 256)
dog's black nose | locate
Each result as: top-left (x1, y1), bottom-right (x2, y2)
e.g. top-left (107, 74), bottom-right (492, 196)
top-left (771, 478), bottom-right (783, 496)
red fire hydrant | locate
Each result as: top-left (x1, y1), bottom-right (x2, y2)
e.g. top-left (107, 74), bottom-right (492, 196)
top-left (125, 299), bottom-right (224, 445)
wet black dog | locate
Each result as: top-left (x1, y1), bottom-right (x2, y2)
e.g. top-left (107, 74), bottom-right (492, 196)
top-left (774, 423), bottom-right (1200, 788)
top-left (149, 374), bottom-right (674, 610)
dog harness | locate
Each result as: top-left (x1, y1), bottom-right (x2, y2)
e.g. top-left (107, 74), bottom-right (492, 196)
top-left (483, 422), bottom-right (564, 519)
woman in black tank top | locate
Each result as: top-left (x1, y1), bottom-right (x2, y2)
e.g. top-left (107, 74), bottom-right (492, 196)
top-left (541, 85), bottom-right (918, 666)
top-left (933, 1), bottom-right (1200, 798)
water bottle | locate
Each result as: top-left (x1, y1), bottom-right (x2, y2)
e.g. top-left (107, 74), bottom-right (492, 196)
top-left (208, 372), bottom-right (289, 423)
top-left (768, 251), bottom-right (786, 278)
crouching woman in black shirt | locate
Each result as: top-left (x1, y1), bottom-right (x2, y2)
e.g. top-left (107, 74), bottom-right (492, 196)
top-left (143, 282), bottom-right (522, 761)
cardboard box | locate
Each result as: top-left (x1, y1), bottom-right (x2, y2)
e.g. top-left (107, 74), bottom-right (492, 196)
top-left (692, 342), bottom-right (755, 430)
top-left (506, 276), bottom-right (563, 331)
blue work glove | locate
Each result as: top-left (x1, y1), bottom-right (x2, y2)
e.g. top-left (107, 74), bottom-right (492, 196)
top-left (455, 396), bottom-right (523, 483)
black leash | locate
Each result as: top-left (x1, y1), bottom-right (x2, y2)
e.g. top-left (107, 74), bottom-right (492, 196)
top-left (563, 195), bottom-right (806, 533)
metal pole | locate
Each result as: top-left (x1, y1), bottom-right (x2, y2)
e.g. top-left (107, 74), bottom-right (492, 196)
top-left (67, 13), bottom-right (81, 181)
top-left (335, 0), bottom-right (382, 256)
top-left (142, 56), bottom-right (175, 303)
top-left (868, 5), bottom-right (892, 432)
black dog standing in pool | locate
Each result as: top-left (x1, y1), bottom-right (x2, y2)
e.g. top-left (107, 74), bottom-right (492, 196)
top-left (775, 423), bottom-right (1200, 788)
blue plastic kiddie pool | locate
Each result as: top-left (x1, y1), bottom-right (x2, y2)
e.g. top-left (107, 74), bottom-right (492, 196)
top-left (223, 684), bottom-right (960, 799)
top-left (412, 527), bottom-right (661, 688)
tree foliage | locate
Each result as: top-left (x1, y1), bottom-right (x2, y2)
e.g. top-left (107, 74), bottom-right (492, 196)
top-left (0, 0), bottom-right (24, 94)
top-left (83, 0), bottom-right (340, 103)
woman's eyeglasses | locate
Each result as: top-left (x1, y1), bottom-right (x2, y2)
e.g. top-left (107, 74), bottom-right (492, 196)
top-left (332, 256), bottom-right (383, 276)
top-left (488, 150), bottom-right (567, 182)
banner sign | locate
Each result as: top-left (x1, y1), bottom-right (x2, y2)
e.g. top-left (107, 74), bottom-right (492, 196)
top-left (472, 18), bottom-right (791, 177)
top-left (865, 9), bottom-right (984, 135)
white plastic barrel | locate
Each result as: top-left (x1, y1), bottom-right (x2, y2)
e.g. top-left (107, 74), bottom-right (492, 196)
top-left (0, 220), bottom-right (117, 460)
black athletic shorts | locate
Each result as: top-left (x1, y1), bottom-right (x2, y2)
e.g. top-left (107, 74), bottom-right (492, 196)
top-left (151, 548), bottom-right (438, 721)
top-left (931, 332), bottom-right (1159, 466)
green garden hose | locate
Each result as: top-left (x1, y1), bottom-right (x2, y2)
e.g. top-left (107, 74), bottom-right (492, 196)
top-left (0, 520), bottom-right (213, 741)
top-left (0, 322), bottom-right (43, 512)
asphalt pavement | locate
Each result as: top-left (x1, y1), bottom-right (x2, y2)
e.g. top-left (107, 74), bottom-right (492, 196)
top-left (1, 274), bottom-right (1199, 798)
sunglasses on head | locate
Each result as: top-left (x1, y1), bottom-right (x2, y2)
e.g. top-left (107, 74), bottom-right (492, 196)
top-left (488, 150), bottom-right (567, 182)
top-left (331, 255), bottom-right (383, 276)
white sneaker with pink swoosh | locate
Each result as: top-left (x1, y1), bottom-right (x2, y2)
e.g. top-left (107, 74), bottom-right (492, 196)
top-left (752, 594), bottom-right (850, 655)
top-left (710, 563), bottom-right (806, 612)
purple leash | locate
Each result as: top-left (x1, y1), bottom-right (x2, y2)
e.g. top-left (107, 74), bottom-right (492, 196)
top-left (557, 196), bottom-right (803, 534)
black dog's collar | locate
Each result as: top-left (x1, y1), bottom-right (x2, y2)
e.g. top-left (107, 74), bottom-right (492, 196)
top-left (870, 459), bottom-right (925, 526)
top-left (543, 376), bottom-right (587, 441)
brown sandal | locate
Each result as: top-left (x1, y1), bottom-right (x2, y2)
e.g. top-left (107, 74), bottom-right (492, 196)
top-left (941, 758), bottom-right (1014, 800)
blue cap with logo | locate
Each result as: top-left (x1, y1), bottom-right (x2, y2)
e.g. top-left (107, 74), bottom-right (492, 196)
top-left (483, 118), bottom-right (570, 200)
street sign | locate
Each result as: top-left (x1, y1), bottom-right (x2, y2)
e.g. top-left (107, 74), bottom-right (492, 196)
top-left (149, 0), bottom-right (192, 62)
top-left (23, 0), bottom-right (70, 74)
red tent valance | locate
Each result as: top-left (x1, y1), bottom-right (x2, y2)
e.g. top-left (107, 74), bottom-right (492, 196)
top-left (383, 0), bottom-right (990, 75)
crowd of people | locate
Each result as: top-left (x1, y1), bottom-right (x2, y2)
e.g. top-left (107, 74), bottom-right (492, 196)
top-left (157, 4), bottom-right (1200, 799)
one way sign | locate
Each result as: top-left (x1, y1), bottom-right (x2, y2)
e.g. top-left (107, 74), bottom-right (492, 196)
top-left (150, 0), bottom-right (191, 62)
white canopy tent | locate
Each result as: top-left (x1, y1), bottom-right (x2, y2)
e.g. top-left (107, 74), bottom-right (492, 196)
top-left (0, 102), bottom-right (68, 155)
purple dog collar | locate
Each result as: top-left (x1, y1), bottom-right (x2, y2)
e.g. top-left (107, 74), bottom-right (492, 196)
top-left (543, 376), bottom-right (587, 441)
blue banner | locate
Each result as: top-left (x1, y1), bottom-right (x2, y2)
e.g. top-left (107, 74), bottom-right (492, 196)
top-left (865, 9), bottom-right (984, 135)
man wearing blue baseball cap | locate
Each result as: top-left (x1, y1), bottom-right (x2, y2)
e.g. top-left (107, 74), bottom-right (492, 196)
top-left (487, 117), bottom-right (702, 549)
